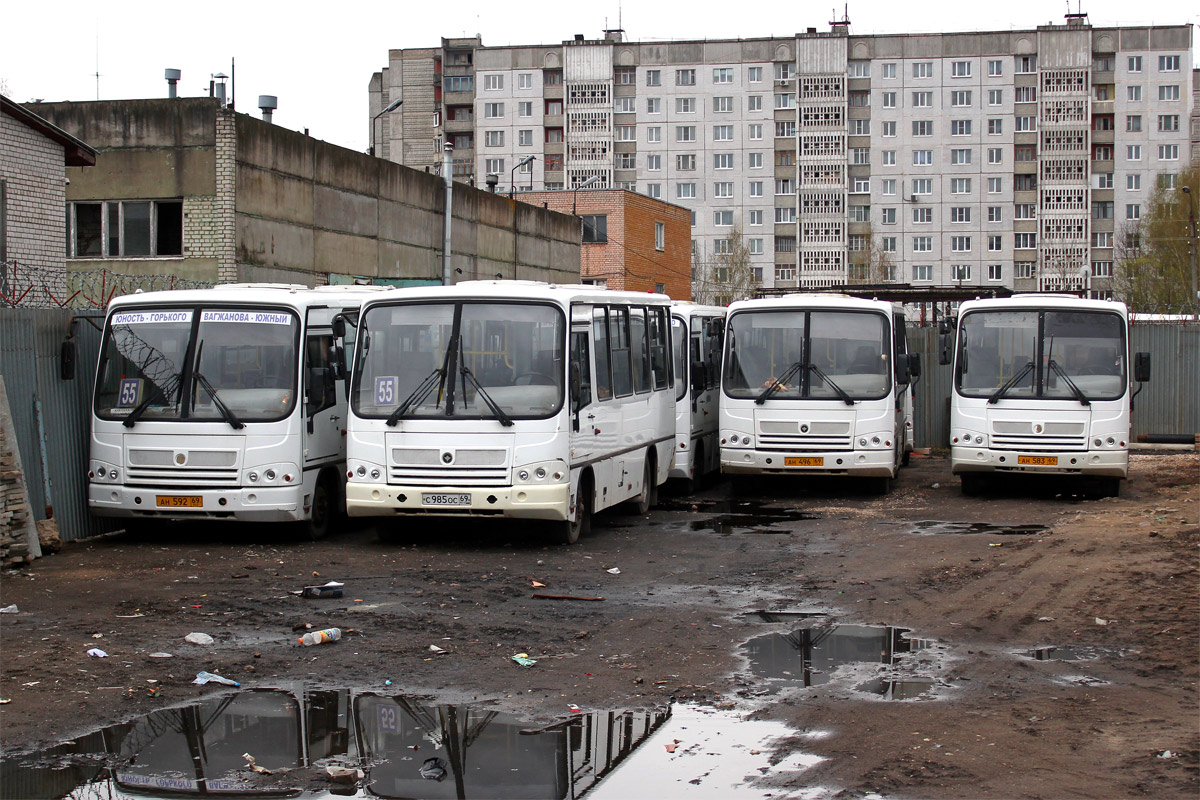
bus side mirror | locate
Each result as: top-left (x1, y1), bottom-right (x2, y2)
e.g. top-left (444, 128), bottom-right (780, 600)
top-left (894, 356), bottom-right (912, 385)
top-left (1133, 352), bottom-right (1151, 383)
top-left (909, 353), bottom-right (921, 379)
top-left (691, 364), bottom-right (706, 394)
top-left (330, 345), bottom-right (346, 380)
top-left (938, 333), bottom-right (952, 366)
top-left (707, 318), bottom-right (724, 337)
top-left (332, 316), bottom-right (346, 339)
top-left (60, 339), bottom-right (76, 381)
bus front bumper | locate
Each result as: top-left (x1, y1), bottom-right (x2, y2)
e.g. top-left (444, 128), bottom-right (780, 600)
top-left (346, 481), bottom-right (570, 521)
top-left (951, 447), bottom-right (1128, 478)
top-left (721, 448), bottom-right (895, 478)
top-left (88, 484), bottom-right (305, 522)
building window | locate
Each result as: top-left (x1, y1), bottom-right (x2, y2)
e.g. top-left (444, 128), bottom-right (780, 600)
top-left (988, 235), bottom-right (1002, 252)
top-left (987, 177), bottom-right (1002, 194)
top-left (518, 129), bottom-right (533, 146)
top-left (69, 199), bottom-right (183, 258)
top-left (615, 125), bottom-right (635, 141)
top-left (543, 69), bottom-right (563, 85)
top-left (951, 207), bottom-right (971, 223)
top-left (912, 178), bottom-right (932, 196)
top-left (952, 264), bottom-right (972, 281)
top-left (654, 221), bottom-right (665, 251)
top-left (912, 62), bottom-right (933, 79)
top-left (617, 152), bottom-right (636, 169)
top-left (912, 120), bottom-right (933, 137)
top-left (988, 206), bottom-right (1003, 222)
top-left (1093, 231), bottom-right (1113, 248)
top-left (676, 154), bottom-right (696, 171)
top-left (882, 150), bottom-right (896, 166)
top-left (1127, 84), bottom-right (1142, 102)
top-left (676, 126), bottom-right (696, 142)
top-left (775, 121), bottom-right (796, 137)
top-left (676, 97), bottom-right (696, 113)
top-left (913, 207), bottom-right (932, 223)
top-left (645, 183), bottom-right (661, 199)
top-left (646, 154), bottom-right (662, 171)
top-left (775, 178), bottom-right (795, 195)
top-left (713, 67), bottom-right (734, 84)
top-left (882, 179), bottom-right (896, 196)
top-left (775, 207), bottom-right (796, 223)
top-left (912, 91), bottom-right (932, 108)
top-left (749, 210), bottom-right (763, 226)
top-left (1015, 262), bottom-right (1036, 278)
top-left (647, 127), bottom-right (662, 143)
top-left (1158, 85), bottom-right (1180, 101)
top-left (748, 95), bottom-right (763, 111)
top-left (1128, 56), bottom-right (1142, 72)
top-left (484, 103), bottom-right (504, 119)
top-left (581, 215), bottom-right (608, 243)
top-left (1158, 144), bottom-right (1179, 161)
top-left (1015, 232), bottom-right (1037, 249)
top-left (775, 236), bottom-right (795, 252)
top-left (987, 59), bottom-right (1003, 77)
top-left (951, 90), bottom-right (972, 107)
top-left (1015, 86), bottom-right (1036, 103)
top-left (882, 236), bottom-right (897, 253)
top-left (881, 207), bottom-right (897, 224)
top-left (988, 118), bottom-right (1003, 135)
top-left (714, 183), bottom-right (734, 198)
top-left (748, 152), bottom-right (763, 169)
top-left (852, 119), bottom-right (870, 135)
top-left (749, 181), bottom-right (763, 197)
top-left (713, 153), bottom-right (734, 170)
top-left (676, 69), bottom-right (696, 86)
top-left (1016, 56), bottom-right (1036, 74)
top-left (646, 97), bottom-right (661, 115)
top-left (1158, 114), bottom-right (1179, 132)
top-left (1015, 115), bottom-right (1036, 132)
top-left (951, 178), bottom-right (971, 194)
top-left (517, 101), bottom-right (532, 117)
top-left (986, 89), bottom-right (1002, 106)
top-left (484, 158), bottom-right (504, 175)
top-left (1091, 260), bottom-right (1113, 277)
top-left (913, 150), bottom-right (933, 166)
top-left (714, 210), bottom-right (734, 227)
top-left (913, 236), bottom-right (932, 253)
top-left (853, 177), bottom-right (870, 193)
top-left (951, 60), bottom-right (972, 78)
top-left (1126, 114), bottom-right (1142, 132)
top-left (951, 120), bottom-right (972, 136)
top-left (518, 73), bottom-right (533, 90)
top-left (713, 125), bottom-right (733, 141)
top-left (484, 130), bottom-right (504, 147)
top-left (881, 91), bottom-right (896, 108)
top-left (1092, 201), bottom-right (1114, 219)
top-left (987, 147), bottom-right (1002, 164)
top-left (748, 238), bottom-right (763, 255)
top-left (676, 183), bottom-right (696, 199)
top-left (546, 100), bottom-right (563, 116)
top-left (853, 147), bottom-right (870, 165)
top-left (1126, 204), bottom-right (1141, 220)
top-left (615, 97), bottom-right (635, 113)
top-left (1159, 55), bottom-right (1181, 72)
top-left (645, 69), bottom-right (661, 86)
top-left (952, 148), bottom-right (973, 165)
top-left (881, 121), bottom-right (896, 137)
top-left (882, 62), bottom-right (896, 79)
top-left (951, 236), bottom-right (971, 252)
top-left (484, 74), bottom-right (503, 91)
top-left (748, 123), bottom-right (763, 140)
top-left (1126, 174), bottom-right (1140, 191)
top-left (913, 264), bottom-right (932, 281)
top-left (444, 75), bottom-right (474, 92)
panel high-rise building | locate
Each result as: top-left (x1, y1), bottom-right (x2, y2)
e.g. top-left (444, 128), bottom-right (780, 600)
top-left (370, 17), bottom-right (1195, 297)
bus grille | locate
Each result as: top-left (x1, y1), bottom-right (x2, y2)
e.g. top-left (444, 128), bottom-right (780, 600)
top-left (990, 421), bottom-right (1087, 451)
top-left (756, 420), bottom-right (852, 451)
top-left (125, 449), bottom-right (240, 486)
top-left (389, 447), bottom-right (509, 487)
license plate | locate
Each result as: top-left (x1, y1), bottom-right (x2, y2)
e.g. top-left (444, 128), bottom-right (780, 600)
top-left (156, 495), bottom-right (203, 508)
top-left (1017, 455), bottom-right (1058, 466)
top-left (785, 457), bottom-right (824, 467)
top-left (421, 493), bottom-right (471, 506)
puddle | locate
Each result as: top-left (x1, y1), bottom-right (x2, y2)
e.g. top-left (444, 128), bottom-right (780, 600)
top-left (855, 678), bottom-right (936, 700)
top-left (1022, 645), bottom-right (1124, 662)
top-left (742, 624), bottom-right (937, 696)
top-left (654, 497), bottom-right (823, 535)
top-left (745, 610), bottom-right (830, 623)
top-left (905, 521), bottom-right (1048, 536)
top-left (0, 688), bottom-right (821, 798)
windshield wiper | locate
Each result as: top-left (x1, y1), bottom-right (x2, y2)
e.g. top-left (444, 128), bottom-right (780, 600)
top-left (807, 363), bottom-right (855, 406)
top-left (121, 393), bottom-right (158, 428)
top-left (1047, 359), bottom-right (1090, 406)
top-left (755, 360), bottom-right (805, 404)
top-left (987, 360), bottom-right (1035, 404)
top-left (192, 370), bottom-right (245, 429)
top-left (386, 367), bottom-right (446, 426)
top-left (456, 362), bottom-right (513, 424)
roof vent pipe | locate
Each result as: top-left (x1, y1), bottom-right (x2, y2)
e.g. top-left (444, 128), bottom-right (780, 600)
top-left (258, 95), bottom-right (277, 123)
top-left (165, 69), bottom-right (181, 98)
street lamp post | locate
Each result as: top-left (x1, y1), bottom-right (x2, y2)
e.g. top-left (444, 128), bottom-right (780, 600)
top-left (369, 96), bottom-right (404, 156)
top-left (509, 155), bottom-right (536, 199)
top-left (1181, 186), bottom-right (1198, 315)
top-left (572, 175), bottom-right (601, 215)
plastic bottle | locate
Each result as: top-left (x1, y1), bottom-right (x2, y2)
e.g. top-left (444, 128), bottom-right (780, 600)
top-left (298, 627), bottom-right (342, 646)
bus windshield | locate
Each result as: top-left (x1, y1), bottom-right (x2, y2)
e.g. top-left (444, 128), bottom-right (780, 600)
top-left (95, 308), bottom-right (299, 422)
top-left (354, 301), bottom-right (565, 421)
top-left (724, 309), bottom-right (890, 401)
top-left (957, 309), bottom-right (1126, 401)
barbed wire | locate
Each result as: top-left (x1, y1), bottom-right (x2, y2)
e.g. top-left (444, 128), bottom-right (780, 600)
top-left (0, 261), bottom-right (214, 309)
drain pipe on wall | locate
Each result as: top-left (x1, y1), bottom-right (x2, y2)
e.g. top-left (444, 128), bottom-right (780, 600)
top-left (442, 141), bottom-right (454, 285)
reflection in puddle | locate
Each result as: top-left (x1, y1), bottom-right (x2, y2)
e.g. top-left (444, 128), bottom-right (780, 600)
top-left (855, 678), bottom-right (936, 700)
top-left (1023, 645), bottom-right (1121, 662)
top-left (655, 497), bottom-right (823, 535)
top-left (743, 624), bottom-right (936, 696)
top-left (0, 688), bottom-right (675, 799)
top-left (907, 521), bottom-right (1048, 536)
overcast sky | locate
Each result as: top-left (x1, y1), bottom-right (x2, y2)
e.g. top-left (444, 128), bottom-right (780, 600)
top-left (3, 0), bottom-right (1194, 154)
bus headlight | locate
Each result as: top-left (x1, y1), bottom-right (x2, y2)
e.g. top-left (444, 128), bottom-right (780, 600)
top-left (347, 459), bottom-right (385, 482)
top-left (90, 460), bottom-right (121, 483)
top-left (513, 460), bottom-right (567, 485)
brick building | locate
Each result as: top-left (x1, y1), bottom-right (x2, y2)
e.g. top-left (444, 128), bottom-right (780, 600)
top-left (518, 188), bottom-right (692, 299)
top-left (22, 97), bottom-right (582, 298)
top-left (1, 96), bottom-right (96, 306)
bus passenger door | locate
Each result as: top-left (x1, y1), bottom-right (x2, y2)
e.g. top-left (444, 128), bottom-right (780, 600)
top-left (568, 328), bottom-right (594, 466)
top-left (303, 332), bottom-right (342, 466)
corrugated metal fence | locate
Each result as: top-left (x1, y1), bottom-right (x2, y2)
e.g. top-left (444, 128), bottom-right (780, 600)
top-left (0, 310), bottom-right (1196, 544)
top-left (0, 308), bottom-right (113, 543)
top-left (908, 323), bottom-right (1200, 449)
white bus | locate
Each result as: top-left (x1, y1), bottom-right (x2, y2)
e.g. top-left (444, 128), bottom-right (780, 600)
top-left (87, 284), bottom-right (383, 538)
top-left (344, 281), bottom-right (676, 543)
top-left (720, 295), bottom-right (920, 493)
top-left (669, 302), bottom-right (727, 491)
top-left (941, 295), bottom-right (1150, 497)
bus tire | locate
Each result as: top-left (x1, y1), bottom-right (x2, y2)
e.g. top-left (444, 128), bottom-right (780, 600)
top-left (561, 476), bottom-right (592, 545)
top-left (1091, 477), bottom-right (1120, 499)
top-left (300, 472), bottom-right (334, 541)
top-left (901, 448), bottom-right (912, 467)
top-left (960, 473), bottom-right (984, 497)
top-left (629, 454), bottom-right (655, 515)
top-left (871, 475), bottom-right (892, 495)
top-left (684, 442), bottom-right (705, 495)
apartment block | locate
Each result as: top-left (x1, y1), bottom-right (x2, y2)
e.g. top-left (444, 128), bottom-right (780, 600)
top-left (370, 17), bottom-right (1194, 297)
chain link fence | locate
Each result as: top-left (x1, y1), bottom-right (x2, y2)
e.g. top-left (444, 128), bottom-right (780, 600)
top-left (1, 261), bottom-right (214, 309)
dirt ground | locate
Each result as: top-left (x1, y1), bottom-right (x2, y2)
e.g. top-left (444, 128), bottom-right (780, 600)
top-left (1, 451), bottom-right (1197, 798)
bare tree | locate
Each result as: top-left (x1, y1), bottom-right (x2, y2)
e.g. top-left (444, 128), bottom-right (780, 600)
top-left (1038, 250), bottom-right (1089, 294)
top-left (845, 223), bottom-right (895, 285)
top-left (1112, 162), bottom-right (1199, 313)
top-left (692, 226), bottom-right (758, 306)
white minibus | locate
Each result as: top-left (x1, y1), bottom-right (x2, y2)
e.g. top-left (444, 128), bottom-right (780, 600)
top-left (669, 302), bottom-right (727, 491)
top-left (87, 284), bottom-right (383, 538)
top-left (941, 295), bottom-right (1150, 496)
top-left (720, 294), bottom-right (920, 493)
top-left (345, 281), bottom-right (676, 543)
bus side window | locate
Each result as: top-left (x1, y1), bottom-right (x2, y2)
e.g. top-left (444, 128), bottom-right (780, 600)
top-left (610, 307), bottom-right (633, 397)
top-left (305, 334), bottom-right (337, 414)
top-left (592, 307), bottom-right (613, 400)
top-left (570, 331), bottom-right (592, 410)
top-left (630, 308), bottom-right (650, 394)
top-left (649, 307), bottom-right (670, 390)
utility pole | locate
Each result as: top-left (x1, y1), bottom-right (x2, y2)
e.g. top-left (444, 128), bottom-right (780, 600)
top-left (442, 142), bottom-right (454, 285)
top-left (1183, 186), bottom-right (1198, 316)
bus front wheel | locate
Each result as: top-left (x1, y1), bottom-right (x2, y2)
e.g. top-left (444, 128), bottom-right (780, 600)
top-left (300, 474), bottom-right (334, 541)
top-left (560, 479), bottom-right (591, 545)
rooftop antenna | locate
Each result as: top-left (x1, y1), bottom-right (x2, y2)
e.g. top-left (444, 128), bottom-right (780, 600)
top-left (94, 23), bottom-right (101, 100)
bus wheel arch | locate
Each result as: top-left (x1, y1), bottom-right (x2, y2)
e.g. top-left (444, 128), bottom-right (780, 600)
top-left (561, 469), bottom-right (593, 545)
top-left (301, 469), bottom-right (337, 541)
